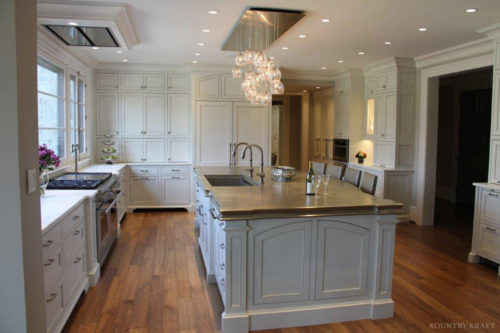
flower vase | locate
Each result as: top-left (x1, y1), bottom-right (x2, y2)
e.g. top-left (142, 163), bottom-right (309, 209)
top-left (357, 157), bottom-right (364, 164)
top-left (40, 169), bottom-right (49, 196)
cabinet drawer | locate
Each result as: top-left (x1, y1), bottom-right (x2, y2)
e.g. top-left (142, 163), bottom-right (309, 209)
top-left (162, 165), bottom-right (191, 174)
top-left (477, 222), bottom-right (500, 262)
top-left (479, 189), bottom-right (500, 226)
top-left (43, 246), bottom-right (62, 293)
top-left (63, 248), bottom-right (86, 305)
top-left (62, 204), bottom-right (85, 237)
top-left (129, 165), bottom-right (159, 176)
top-left (63, 222), bottom-right (85, 263)
top-left (42, 223), bottom-right (62, 259)
top-left (45, 283), bottom-right (63, 332)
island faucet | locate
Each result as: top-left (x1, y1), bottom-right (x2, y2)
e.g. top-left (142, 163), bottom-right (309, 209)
top-left (230, 142), bottom-right (248, 166)
top-left (72, 144), bottom-right (79, 173)
top-left (241, 144), bottom-right (254, 178)
top-left (249, 144), bottom-right (265, 184)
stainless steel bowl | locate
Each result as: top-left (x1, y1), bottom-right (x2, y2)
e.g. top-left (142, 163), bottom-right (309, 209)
top-left (271, 166), bottom-right (296, 182)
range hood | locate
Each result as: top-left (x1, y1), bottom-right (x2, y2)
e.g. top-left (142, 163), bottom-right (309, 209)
top-left (44, 25), bottom-right (120, 47)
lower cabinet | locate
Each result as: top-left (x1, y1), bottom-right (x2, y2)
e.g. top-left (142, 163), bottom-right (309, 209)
top-left (214, 217), bottom-right (226, 303)
top-left (161, 175), bottom-right (190, 205)
top-left (130, 176), bottom-right (159, 206)
top-left (42, 203), bottom-right (88, 333)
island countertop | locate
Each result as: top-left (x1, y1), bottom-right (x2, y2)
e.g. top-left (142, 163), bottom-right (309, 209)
top-left (195, 166), bottom-right (404, 220)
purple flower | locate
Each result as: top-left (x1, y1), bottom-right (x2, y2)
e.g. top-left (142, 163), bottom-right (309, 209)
top-left (38, 145), bottom-right (60, 172)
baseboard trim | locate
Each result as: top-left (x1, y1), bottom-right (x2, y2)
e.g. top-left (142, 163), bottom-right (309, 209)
top-left (87, 262), bottom-right (101, 286)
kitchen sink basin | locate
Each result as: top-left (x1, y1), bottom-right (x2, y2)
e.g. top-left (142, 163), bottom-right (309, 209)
top-left (204, 174), bottom-right (256, 187)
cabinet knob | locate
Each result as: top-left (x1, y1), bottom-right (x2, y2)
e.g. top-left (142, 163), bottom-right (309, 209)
top-left (488, 192), bottom-right (499, 198)
top-left (44, 258), bottom-right (55, 267)
top-left (168, 158), bottom-right (171, 161)
top-left (382, 85), bottom-right (387, 88)
top-left (72, 215), bottom-right (80, 221)
top-left (73, 229), bottom-right (81, 236)
top-left (46, 293), bottom-right (57, 303)
top-left (219, 243), bottom-right (225, 250)
top-left (43, 240), bottom-right (53, 247)
top-left (168, 131), bottom-right (171, 134)
top-left (220, 263), bottom-right (225, 270)
top-left (486, 226), bottom-right (497, 232)
top-left (115, 85), bottom-right (119, 89)
top-left (74, 257), bottom-right (82, 264)
top-left (116, 131), bottom-right (119, 135)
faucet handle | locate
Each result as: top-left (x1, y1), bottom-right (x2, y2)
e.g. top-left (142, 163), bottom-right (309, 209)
top-left (256, 172), bottom-right (265, 184)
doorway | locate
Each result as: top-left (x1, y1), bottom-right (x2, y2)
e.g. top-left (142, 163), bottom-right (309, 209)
top-left (433, 67), bottom-right (492, 241)
top-left (271, 95), bottom-right (302, 169)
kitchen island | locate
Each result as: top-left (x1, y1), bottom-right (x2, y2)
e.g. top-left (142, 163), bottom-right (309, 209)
top-left (194, 166), bottom-right (404, 333)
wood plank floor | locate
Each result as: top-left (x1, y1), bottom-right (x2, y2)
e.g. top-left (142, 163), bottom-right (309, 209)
top-left (63, 211), bottom-right (500, 333)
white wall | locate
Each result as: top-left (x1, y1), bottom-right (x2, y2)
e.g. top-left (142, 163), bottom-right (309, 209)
top-left (0, 0), bottom-right (46, 332)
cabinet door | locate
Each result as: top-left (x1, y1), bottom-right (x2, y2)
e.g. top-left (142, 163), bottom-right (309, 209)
top-left (121, 139), bottom-right (143, 162)
top-left (489, 140), bottom-right (500, 184)
top-left (144, 73), bottom-right (164, 90)
top-left (167, 94), bottom-right (189, 136)
top-left (366, 77), bottom-right (376, 97)
top-left (232, 102), bottom-right (271, 165)
top-left (167, 138), bottom-right (189, 163)
top-left (166, 74), bottom-right (189, 92)
top-left (195, 74), bottom-right (220, 100)
top-left (374, 140), bottom-right (395, 168)
top-left (144, 94), bottom-right (165, 136)
top-left (385, 93), bottom-right (397, 138)
top-left (161, 175), bottom-right (190, 205)
top-left (144, 139), bottom-right (165, 163)
top-left (121, 73), bottom-right (144, 90)
top-left (221, 73), bottom-right (244, 100)
top-left (96, 92), bottom-right (119, 136)
top-left (130, 177), bottom-right (159, 205)
top-left (334, 97), bottom-right (349, 138)
top-left (374, 95), bottom-right (387, 137)
top-left (96, 73), bottom-right (119, 90)
top-left (122, 93), bottom-right (144, 136)
top-left (196, 101), bottom-right (233, 165)
top-left (491, 74), bottom-right (500, 136)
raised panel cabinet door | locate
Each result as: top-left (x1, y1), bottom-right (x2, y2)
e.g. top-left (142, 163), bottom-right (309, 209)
top-left (121, 139), bottom-right (144, 162)
top-left (196, 101), bottom-right (233, 165)
top-left (96, 73), bottom-right (119, 90)
top-left (385, 93), bottom-right (397, 138)
top-left (232, 102), bottom-right (270, 165)
top-left (195, 74), bottom-right (220, 100)
top-left (315, 220), bottom-right (369, 300)
top-left (489, 140), bottom-right (500, 184)
top-left (374, 95), bottom-right (387, 137)
top-left (130, 177), bottom-right (159, 205)
top-left (161, 176), bottom-right (190, 205)
top-left (144, 94), bottom-right (165, 136)
top-left (121, 73), bottom-right (145, 90)
top-left (144, 139), bottom-right (165, 163)
top-left (167, 138), bottom-right (189, 163)
top-left (374, 140), bottom-right (395, 168)
top-left (122, 93), bottom-right (144, 136)
top-left (166, 74), bottom-right (189, 92)
top-left (144, 73), bottom-right (164, 90)
top-left (335, 97), bottom-right (349, 138)
top-left (167, 94), bottom-right (189, 136)
top-left (96, 92), bottom-right (119, 136)
top-left (491, 74), bottom-right (500, 136)
top-left (221, 73), bottom-right (244, 100)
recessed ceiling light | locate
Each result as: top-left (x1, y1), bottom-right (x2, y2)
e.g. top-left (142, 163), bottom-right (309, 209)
top-left (282, 46), bottom-right (289, 50)
top-left (68, 22), bottom-right (78, 26)
top-left (202, 29), bottom-right (210, 33)
top-left (302, 90), bottom-right (308, 93)
top-left (315, 86), bottom-right (321, 89)
top-left (197, 42), bottom-right (205, 46)
top-left (92, 47), bottom-right (99, 50)
top-left (358, 51), bottom-right (365, 55)
top-left (418, 27), bottom-right (428, 32)
top-left (298, 34), bottom-right (307, 39)
top-left (321, 66), bottom-right (327, 70)
top-left (194, 53), bottom-right (201, 56)
top-left (192, 60), bottom-right (198, 64)
top-left (208, 10), bottom-right (218, 15)
top-left (116, 50), bottom-right (123, 54)
top-left (337, 60), bottom-right (344, 63)
top-left (122, 59), bottom-right (128, 62)
top-left (384, 41), bottom-right (392, 45)
top-left (321, 18), bottom-right (331, 23)
top-left (466, 8), bottom-right (477, 13)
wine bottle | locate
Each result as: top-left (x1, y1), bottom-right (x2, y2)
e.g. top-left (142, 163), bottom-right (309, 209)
top-left (306, 161), bottom-right (315, 195)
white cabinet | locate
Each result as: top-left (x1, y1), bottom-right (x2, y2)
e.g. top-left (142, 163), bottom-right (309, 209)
top-left (489, 139), bottom-right (500, 184)
top-left (375, 70), bottom-right (397, 92)
top-left (334, 97), bottom-right (349, 138)
top-left (122, 93), bottom-right (165, 137)
top-left (96, 73), bottom-right (119, 90)
top-left (373, 140), bottom-right (395, 168)
top-left (122, 138), bottom-right (165, 163)
top-left (121, 73), bottom-right (164, 91)
top-left (166, 74), bottom-right (189, 92)
top-left (195, 74), bottom-right (220, 100)
top-left (167, 94), bottom-right (189, 136)
top-left (196, 101), bottom-right (233, 165)
top-left (221, 73), bottom-right (244, 100)
top-left (195, 73), bottom-right (245, 101)
top-left (167, 138), bottom-right (189, 163)
top-left (130, 176), bottom-right (159, 206)
top-left (161, 175), bottom-right (190, 205)
top-left (374, 93), bottom-right (396, 139)
top-left (96, 92), bottom-right (120, 136)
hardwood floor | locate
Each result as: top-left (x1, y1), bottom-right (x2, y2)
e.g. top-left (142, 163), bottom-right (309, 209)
top-left (63, 211), bottom-right (500, 333)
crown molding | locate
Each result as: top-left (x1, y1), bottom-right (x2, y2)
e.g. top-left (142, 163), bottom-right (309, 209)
top-left (95, 62), bottom-right (190, 72)
top-left (477, 22), bottom-right (500, 40)
top-left (363, 57), bottom-right (415, 75)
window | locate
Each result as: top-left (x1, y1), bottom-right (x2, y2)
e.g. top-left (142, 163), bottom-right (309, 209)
top-left (69, 73), bottom-right (87, 155)
top-left (37, 58), bottom-right (66, 158)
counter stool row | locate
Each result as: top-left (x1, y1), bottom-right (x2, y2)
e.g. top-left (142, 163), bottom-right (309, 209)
top-left (312, 161), bottom-right (378, 195)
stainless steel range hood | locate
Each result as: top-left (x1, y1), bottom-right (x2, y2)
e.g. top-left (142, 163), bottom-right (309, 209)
top-left (44, 25), bottom-right (120, 47)
top-left (222, 7), bottom-right (305, 52)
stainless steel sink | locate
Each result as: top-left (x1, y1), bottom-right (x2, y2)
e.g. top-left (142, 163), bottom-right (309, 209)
top-left (204, 174), bottom-right (256, 186)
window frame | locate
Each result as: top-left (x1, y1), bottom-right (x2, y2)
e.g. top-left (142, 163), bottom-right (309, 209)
top-left (68, 70), bottom-right (89, 160)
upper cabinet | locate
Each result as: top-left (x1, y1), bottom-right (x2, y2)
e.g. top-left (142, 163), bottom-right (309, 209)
top-left (221, 74), bottom-right (245, 100)
top-left (194, 73), bottom-right (244, 101)
top-left (375, 70), bottom-right (397, 93)
top-left (96, 92), bottom-right (120, 136)
top-left (166, 74), bottom-right (189, 92)
top-left (374, 93), bottom-right (396, 139)
top-left (195, 74), bottom-right (220, 100)
top-left (167, 94), bottom-right (189, 136)
top-left (96, 73), bottom-right (119, 90)
top-left (121, 73), bottom-right (164, 91)
top-left (121, 93), bottom-right (165, 137)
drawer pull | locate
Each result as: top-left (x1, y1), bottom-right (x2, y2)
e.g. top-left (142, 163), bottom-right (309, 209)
top-left (220, 243), bottom-right (225, 250)
top-left (219, 222), bottom-right (224, 227)
top-left (220, 263), bottom-right (225, 270)
top-left (74, 257), bottom-right (82, 264)
top-left (488, 193), bottom-right (499, 197)
top-left (73, 229), bottom-right (81, 236)
top-left (172, 169), bottom-right (180, 172)
top-left (72, 215), bottom-right (80, 221)
top-left (43, 240), bottom-right (53, 247)
top-left (486, 226), bottom-right (497, 232)
top-left (44, 258), bottom-right (55, 267)
top-left (140, 169), bottom-right (149, 172)
top-left (46, 293), bottom-right (57, 303)
top-left (220, 278), bottom-right (225, 286)
top-left (210, 208), bottom-right (218, 219)
top-left (198, 204), bottom-right (205, 216)
top-left (172, 176), bottom-right (181, 179)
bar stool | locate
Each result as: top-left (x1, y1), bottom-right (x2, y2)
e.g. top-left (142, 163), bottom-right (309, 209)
top-left (312, 161), bottom-right (326, 174)
top-left (324, 164), bottom-right (344, 179)
top-left (359, 172), bottom-right (378, 195)
top-left (343, 167), bottom-right (362, 187)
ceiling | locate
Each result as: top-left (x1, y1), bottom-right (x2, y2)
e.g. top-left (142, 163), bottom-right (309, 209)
top-left (44, 0), bottom-right (500, 76)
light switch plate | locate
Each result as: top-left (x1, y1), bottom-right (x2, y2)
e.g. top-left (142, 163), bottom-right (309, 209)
top-left (27, 168), bottom-right (37, 194)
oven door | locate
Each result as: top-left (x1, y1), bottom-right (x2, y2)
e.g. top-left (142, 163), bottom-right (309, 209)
top-left (96, 192), bottom-right (122, 263)
top-left (333, 146), bottom-right (348, 162)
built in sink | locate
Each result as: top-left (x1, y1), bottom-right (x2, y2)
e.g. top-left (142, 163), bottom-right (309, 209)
top-left (204, 175), bottom-right (256, 187)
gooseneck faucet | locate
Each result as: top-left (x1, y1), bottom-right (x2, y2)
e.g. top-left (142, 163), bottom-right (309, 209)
top-left (249, 144), bottom-right (265, 184)
top-left (231, 142), bottom-right (248, 165)
top-left (72, 144), bottom-right (80, 173)
top-left (241, 145), bottom-right (254, 177)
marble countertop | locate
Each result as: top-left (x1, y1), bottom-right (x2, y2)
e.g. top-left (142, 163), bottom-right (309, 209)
top-left (80, 163), bottom-right (128, 174)
top-left (473, 182), bottom-right (500, 190)
top-left (41, 190), bottom-right (98, 232)
top-left (195, 166), bottom-right (404, 220)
